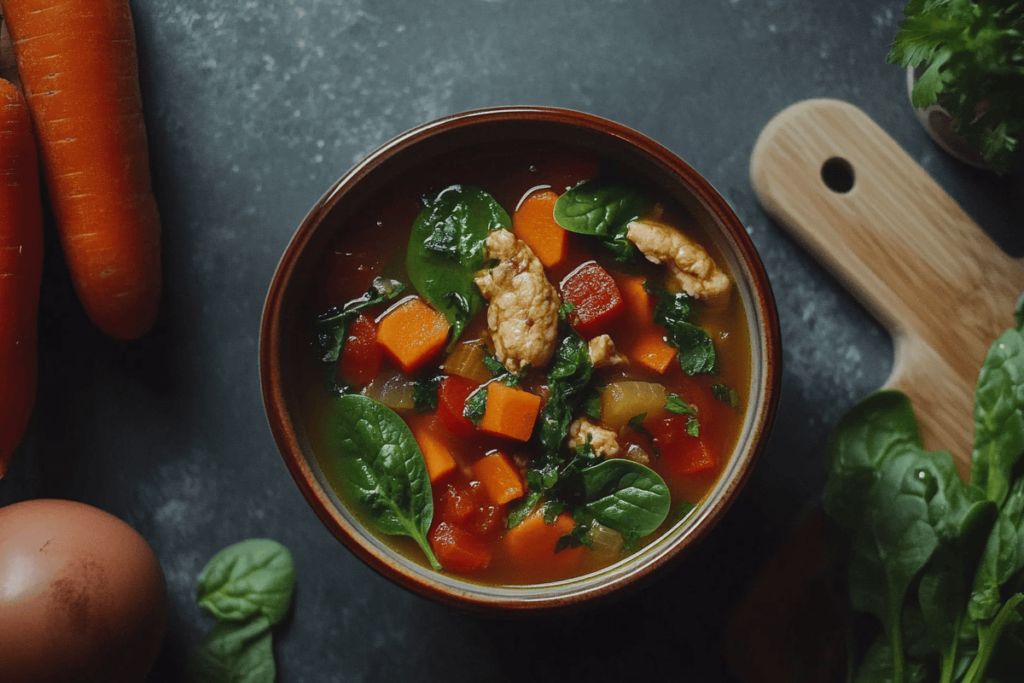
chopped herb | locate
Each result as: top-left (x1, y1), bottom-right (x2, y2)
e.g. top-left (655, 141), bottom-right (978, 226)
top-left (462, 386), bottom-right (488, 424)
top-left (627, 413), bottom-right (652, 438)
top-left (686, 416), bottom-right (700, 437)
top-left (507, 491), bottom-right (542, 529)
top-left (559, 301), bottom-right (577, 320)
top-left (582, 388), bottom-right (603, 421)
top-left (665, 393), bottom-right (698, 416)
top-left (481, 353), bottom-right (505, 377)
top-left (412, 374), bottom-right (442, 413)
top-left (650, 286), bottom-right (716, 375)
top-left (712, 383), bottom-right (740, 408)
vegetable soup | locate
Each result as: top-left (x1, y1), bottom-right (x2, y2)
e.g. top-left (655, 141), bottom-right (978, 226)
top-left (297, 143), bottom-right (751, 586)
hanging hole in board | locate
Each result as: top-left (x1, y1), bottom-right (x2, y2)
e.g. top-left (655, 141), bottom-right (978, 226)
top-left (821, 157), bottom-right (855, 193)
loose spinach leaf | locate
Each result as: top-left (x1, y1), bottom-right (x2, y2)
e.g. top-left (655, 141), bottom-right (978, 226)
top-left (651, 288), bottom-right (716, 375)
top-left (823, 391), bottom-right (925, 537)
top-left (412, 374), bottom-right (442, 413)
top-left (507, 491), bottom-right (542, 529)
top-left (580, 459), bottom-right (671, 539)
top-left (553, 180), bottom-right (644, 262)
top-left (196, 539), bottom-right (296, 626)
top-left (970, 326), bottom-right (1024, 509)
top-left (407, 185), bottom-right (509, 347)
top-left (188, 614), bottom-right (276, 683)
top-left (326, 394), bottom-right (441, 570)
top-left (314, 276), bottom-right (405, 362)
top-left (970, 478), bottom-right (1024, 622)
top-left (463, 386), bottom-right (488, 424)
top-left (535, 331), bottom-right (594, 465)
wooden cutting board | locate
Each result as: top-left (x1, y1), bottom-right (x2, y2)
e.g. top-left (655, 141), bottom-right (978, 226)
top-left (750, 98), bottom-right (1024, 479)
top-left (725, 99), bottom-right (1024, 683)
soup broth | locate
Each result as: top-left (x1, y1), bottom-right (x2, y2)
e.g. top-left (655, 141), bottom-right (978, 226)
top-left (297, 142), bottom-right (751, 586)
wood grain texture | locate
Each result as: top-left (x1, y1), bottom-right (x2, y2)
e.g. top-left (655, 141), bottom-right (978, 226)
top-left (750, 98), bottom-right (1024, 477)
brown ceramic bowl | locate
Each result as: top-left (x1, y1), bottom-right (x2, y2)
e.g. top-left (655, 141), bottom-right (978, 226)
top-left (260, 106), bottom-right (781, 615)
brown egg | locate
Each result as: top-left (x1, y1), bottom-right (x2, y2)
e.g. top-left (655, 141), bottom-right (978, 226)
top-left (0, 499), bottom-right (167, 683)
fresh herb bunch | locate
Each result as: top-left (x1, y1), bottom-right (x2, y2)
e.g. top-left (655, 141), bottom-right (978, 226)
top-left (824, 293), bottom-right (1024, 683)
top-left (888, 0), bottom-right (1024, 173)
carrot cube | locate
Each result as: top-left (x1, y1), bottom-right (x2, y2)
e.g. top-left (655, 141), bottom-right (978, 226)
top-left (410, 422), bottom-right (457, 483)
top-left (513, 190), bottom-right (568, 269)
top-left (502, 510), bottom-right (584, 570)
top-left (478, 382), bottom-right (542, 442)
top-left (375, 297), bottom-right (450, 373)
top-left (472, 452), bottom-right (524, 505)
top-left (624, 331), bottom-right (677, 374)
top-left (616, 274), bottom-right (657, 323)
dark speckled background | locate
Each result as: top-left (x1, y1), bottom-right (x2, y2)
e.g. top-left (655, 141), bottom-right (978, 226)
top-left (2, 0), bottom-right (1022, 681)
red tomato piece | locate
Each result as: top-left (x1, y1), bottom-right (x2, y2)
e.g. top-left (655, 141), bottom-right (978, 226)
top-left (559, 261), bottom-right (624, 338)
top-left (430, 521), bottom-right (492, 572)
top-left (648, 388), bottom-right (719, 475)
top-left (436, 482), bottom-right (476, 525)
top-left (337, 314), bottom-right (382, 387)
top-left (437, 376), bottom-right (480, 437)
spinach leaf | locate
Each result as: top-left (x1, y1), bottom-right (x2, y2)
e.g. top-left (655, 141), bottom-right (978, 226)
top-left (188, 614), bottom-right (275, 683)
top-left (970, 478), bottom-right (1024, 622)
top-left (326, 394), bottom-right (441, 570)
top-left (535, 332), bottom-right (594, 465)
top-left (463, 386), bottom-right (488, 424)
top-left (582, 388), bottom-right (603, 421)
top-left (580, 459), bottom-right (671, 539)
top-left (665, 393), bottom-right (697, 416)
top-left (651, 287), bottom-right (716, 375)
top-left (196, 539), bottom-right (296, 626)
top-left (846, 450), bottom-right (942, 680)
top-left (407, 185), bottom-right (509, 347)
top-left (553, 179), bottom-right (644, 262)
top-left (314, 276), bottom-right (405, 362)
top-left (970, 326), bottom-right (1024, 509)
top-left (507, 491), bottom-right (542, 529)
top-left (823, 391), bottom-right (924, 537)
top-left (712, 383), bottom-right (740, 408)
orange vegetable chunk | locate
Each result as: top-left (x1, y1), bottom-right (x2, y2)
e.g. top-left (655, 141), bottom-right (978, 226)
top-left (616, 274), bottom-right (677, 373)
top-left (478, 382), bottom-right (542, 442)
top-left (410, 420), bottom-right (457, 483)
top-left (502, 510), bottom-right (584, 570)
top-left (375, 297), bottom-right (450, 373)
top-left (626, 331), bottom-right (677, 374)
top-left (472, 452), bottom-right (524, 505)
top-left (512, 189), bottom-right (568, 269)
top-left (430, 521), bottom-right (491, 572)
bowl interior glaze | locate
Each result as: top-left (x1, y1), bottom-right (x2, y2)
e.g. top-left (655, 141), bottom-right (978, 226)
top-left (260, 106), bottom-right (781, 615)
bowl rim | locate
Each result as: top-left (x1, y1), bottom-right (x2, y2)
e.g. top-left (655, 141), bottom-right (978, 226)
top-left (260, 105), bottom-right (782, 615)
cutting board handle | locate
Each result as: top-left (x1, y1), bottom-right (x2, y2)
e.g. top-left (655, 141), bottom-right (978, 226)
top-left (750, 98), bottom-right (1023, 474)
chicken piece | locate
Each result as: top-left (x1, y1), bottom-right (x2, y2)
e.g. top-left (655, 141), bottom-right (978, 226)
top-left (588, 334), bottom-right (627, 368)
top-left (626, 218), bottom-right (731, 306)
top-left (474, 229), bottom-right (561, 373)
top-left (567, 418), bottom-right (621, 458)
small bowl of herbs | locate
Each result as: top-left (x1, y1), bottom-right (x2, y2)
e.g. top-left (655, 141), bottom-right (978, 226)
top-left (260, 107), bottom-right (782, 614)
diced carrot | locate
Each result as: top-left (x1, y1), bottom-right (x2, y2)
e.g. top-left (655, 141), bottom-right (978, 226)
top-left (478, 382), bottom-right (542, 442)
top-left (376, 297), bottom-right (450, 373)
top-left (430, 521), bottom-right (491, 572)
top-left (437, 375), bottom-right (479, 437)
top-left (472, 452), bottom-right (524, 505)
top-left (502, 510), bottom-right (584, 569)
top-left (616, 274), bottom-right (657, 324)
top-left (338, 314), bottom-right (382, 386)
top-left (559, 261), bottom-right (624, 339)
top-left (409, 420), bottom-right (457, 483)
top-left (623, 330), bottom-right (677, 374)
top-left (513, 190), bottom-right (568, 269)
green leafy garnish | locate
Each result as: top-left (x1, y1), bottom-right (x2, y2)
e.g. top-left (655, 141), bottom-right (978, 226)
top-left (582, 388), bottom-right (603, 421)
top-left (580, 459), bottom-right (671, 539)
top-left (463, 386), bottom-right (488, 424)
top-left (649, 284), bottom-right (716, 375)
top-left (412, 374), bottom-right (442, 413)
top-left (824, 292), bottom-right (1024, 683)
top-left (535, 331), bottom-right (595, 466)
top-left (666, 393), bottom-right (697, 416)
top-left (553, 179), bottom-right (644, 262)
top-left (888, 1), bottom-right (1024, 172)
top-left (188, 539), bottom-right (296, 683)
top-left (314, 276), bottom-right (404, 362)
top-left (327, 394), bottom-right (441, 570)
top-left (407, 185), bottom-right (509, 348)
top-left (559, 301), bottom-right (577, 320)
top-left (712, 383), bottom-right (740, 408)
top-left (685, 416), bottom-right (700, 437)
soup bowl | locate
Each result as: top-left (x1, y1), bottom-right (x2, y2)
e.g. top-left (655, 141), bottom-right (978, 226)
top-left (260, 106), bottom-right (781, 615)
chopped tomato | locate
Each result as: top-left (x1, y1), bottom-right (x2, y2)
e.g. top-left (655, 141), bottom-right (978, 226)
top-left (559, 261), bottom-right (624, 338)
top-left (648, 386), bottom-right (720, 475)
top-left (337, 314), bottom-right (382, 387)
top-left (437, 376), bottom-right (480, 437)
top-left (430, 521), bottom-right (492, 572)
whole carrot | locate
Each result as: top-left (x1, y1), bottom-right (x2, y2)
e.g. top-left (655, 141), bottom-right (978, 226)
top-left (0, 78), bottom-right (43, 477)
top-left (2, 0), bottom-right (161, 340)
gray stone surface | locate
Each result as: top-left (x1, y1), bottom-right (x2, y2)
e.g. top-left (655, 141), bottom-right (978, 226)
top-left (2, 0), bottom-right (1022, 681)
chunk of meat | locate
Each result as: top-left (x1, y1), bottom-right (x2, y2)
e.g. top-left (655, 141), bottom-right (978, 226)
top-left (474, 229), bottom-right (561, 372)
top-left (587, 334), bottom-right (627, 368)
top-left (567, 418), bottom-right (620, 458)
top-left (626, 219), bottom-right (731, 306)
